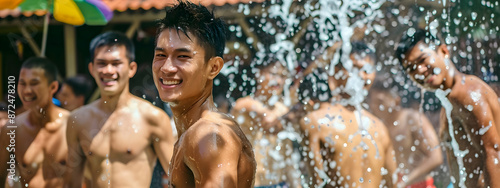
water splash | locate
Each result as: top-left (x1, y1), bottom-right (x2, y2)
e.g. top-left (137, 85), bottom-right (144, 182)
top-left (435, 89), bottom-right (469, 187)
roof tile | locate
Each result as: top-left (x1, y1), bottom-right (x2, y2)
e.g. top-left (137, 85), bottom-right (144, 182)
top-left (0, 0), bottom-right (266, 18)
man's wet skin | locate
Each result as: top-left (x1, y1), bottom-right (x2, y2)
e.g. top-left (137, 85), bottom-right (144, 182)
top-left (300, 102), bottom-right (395, 187)
top-left (367, 89), bottom-right (442, 186)
top-left (0, 66), bottom-right (70, 188)
top-left (153, 28), bottom-right (256, 187)
top-left (402, 41), bottom-right (500, 187)
top-left (66, 43), bottom-right (174, 188)
top-left (232, 61), bottom-right (300, 187)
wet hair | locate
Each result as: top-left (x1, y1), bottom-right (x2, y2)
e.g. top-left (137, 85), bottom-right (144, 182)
top-left (336, 41), bottom-right (376, 69)
top-left (298, 68), bottom-right (332, 103)
top-left (89, 31), bottom-right (135, 62)
top-left (351, 41), bottom-right (376, 63)
top-left (63, 75), bottom-right (95, 103)
top-left (157, 0), bottom-right (226, 61)
top-left (395, 28), bottom-right (444, 65)
top-left (21, 57), bottom-right (59, 84)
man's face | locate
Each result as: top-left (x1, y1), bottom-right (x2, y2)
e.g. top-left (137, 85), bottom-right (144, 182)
top-left (18, 68), bottom-right (56, 110)
top-left (258, 62), bottom-right (288, 97)
top-left (56, 84), bottom-right (82, 111)
top-left (402, 42), bottom-right (450, 90)
top-left (335, 54), bottom-right (376, 92)
top-left (89, 45), bottom-right (136, 96)
top-left (153, 29), bottom-right (211, 103)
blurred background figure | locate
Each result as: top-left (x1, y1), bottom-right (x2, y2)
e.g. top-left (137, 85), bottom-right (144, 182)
top-left (56, 74), bottom-right (95, 111)
top-left (367, 78), bottom-right (442, 187)
top-left (231, 57), bottom-right (301, 188)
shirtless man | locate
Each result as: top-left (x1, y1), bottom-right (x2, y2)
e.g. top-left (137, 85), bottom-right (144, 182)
top-left (56, 75), bottom-right (94, 111)
top-left (396, 28), bottom-right (500, 187)
top-left (232, 59), bottom-right (301, 187)
top-left (66, 31), bottom-right (175, 187)
top-left (152, 1), bottom-right (256, 187)
top-left (298, 66), bottom-right (396, 188)
top-left (0, 57), bottom-right (70, 187)
top-left (367, 80), bottom-right (442, 187)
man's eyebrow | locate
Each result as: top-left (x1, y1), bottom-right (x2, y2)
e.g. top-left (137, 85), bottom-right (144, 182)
top-left (175, 48), bottom-right (192, 53)
top-left (154, 47), bottom-right (192, 53)
top-left (95, 58), bottom-right (121, 62)
top-left (413, 53), bottom-right (425, 62)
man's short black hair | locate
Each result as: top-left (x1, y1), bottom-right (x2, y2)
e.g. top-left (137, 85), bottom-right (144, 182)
top-left (395, 28), bottom-right (443, 65)
top-left (351, 41), bottom-right (376, 63)
top-left (157, 0), bottom-right (226, 61)
top-left (336, 41), bottom-right (376, 69)
top-left (21, 57), bottom-right (59, 84)
top-left (90, 31), bottom-right (135, 62)
top-left (298, 68), bottom-right (332, 103)
top-left (63, 75), bottom-right (95, 103)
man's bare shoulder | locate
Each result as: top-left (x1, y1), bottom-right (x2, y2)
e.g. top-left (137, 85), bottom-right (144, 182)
top-left (450, 75), bottom-right (492, 100)
top-left (184, 112), bottom-right (244, 145)
top-left (69, 100), bottom-right (101, 125)
top-left (129, 96), bottom-right (170, 125)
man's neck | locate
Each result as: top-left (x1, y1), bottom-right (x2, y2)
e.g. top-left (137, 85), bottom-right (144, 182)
top-left (170, 89), bottom-right (217, 136)
top-left (28, 103), bottom-right (57, 128)
top-left (98, 86), bottom-right (132, 113)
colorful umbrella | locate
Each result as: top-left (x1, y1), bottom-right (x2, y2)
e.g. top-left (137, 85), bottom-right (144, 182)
top-left (0, 0), bottom-right (113, 25)
top-left (0, 0), bottom-right (113, 56)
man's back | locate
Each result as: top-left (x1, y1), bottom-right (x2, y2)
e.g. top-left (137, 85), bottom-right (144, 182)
top-left (67, 96), bottom-right (173, 187)
top-left (301, 103), bottom-right (393, 187)
top-left (169, 111), bottom-right (256, 188)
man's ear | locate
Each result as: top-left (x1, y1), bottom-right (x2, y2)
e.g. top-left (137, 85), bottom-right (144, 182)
top-left (49, 81), bottom-right (59, 97)
top-left (129, 61), bottom-right (138, 78)
top-left (88, 62), bottom-right (94, 77)
top-left (207, 56), bottom-right (224, 80)
top-left (437, 44), bottom-right (450, 57)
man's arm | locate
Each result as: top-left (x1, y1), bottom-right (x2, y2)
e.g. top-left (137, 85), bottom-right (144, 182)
top-left (149, 109), bottom-right (175, 174)
top-left (469, 97), bottom-right (500, 187)
top-left (404, 113), bottom-right (443, 186)
top-left (184, 125), bottom-right (241, 187)
top-left (299, 116), bottom-right (327, 186)
top-left (65, 114), bottom-right (86, 188)
top-left (231, 98), bottom-right (281, 133)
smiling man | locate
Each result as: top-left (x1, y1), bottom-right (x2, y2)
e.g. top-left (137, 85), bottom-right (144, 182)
top-left (0, 57), bottom-right (70, 188)
top-left (65, 31), bottom-right (175, 188)
top-left (152, 1), bottom-right (256, 187)
top-left (396, 28), bottom-right (500, 187)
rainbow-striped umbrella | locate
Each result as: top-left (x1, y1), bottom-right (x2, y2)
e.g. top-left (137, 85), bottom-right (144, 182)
top-left (0, 0), bottom-right (113, 26)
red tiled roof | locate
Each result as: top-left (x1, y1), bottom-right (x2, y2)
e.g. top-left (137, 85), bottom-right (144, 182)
top-left (0, 0), bottom-right (265, 19)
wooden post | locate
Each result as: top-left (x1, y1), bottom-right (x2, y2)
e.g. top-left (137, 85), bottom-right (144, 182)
top-left (64, 24), bottom-right (76, 77)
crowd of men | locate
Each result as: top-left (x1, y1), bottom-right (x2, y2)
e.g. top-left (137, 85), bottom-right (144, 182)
top-left (1, 1), bottom-right (499, 188)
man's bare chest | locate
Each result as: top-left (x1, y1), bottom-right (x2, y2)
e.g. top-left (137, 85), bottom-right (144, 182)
top-left (16, 127), bottom-right (67, 177)
top-left (79, 114), bottom-right (152, 159)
